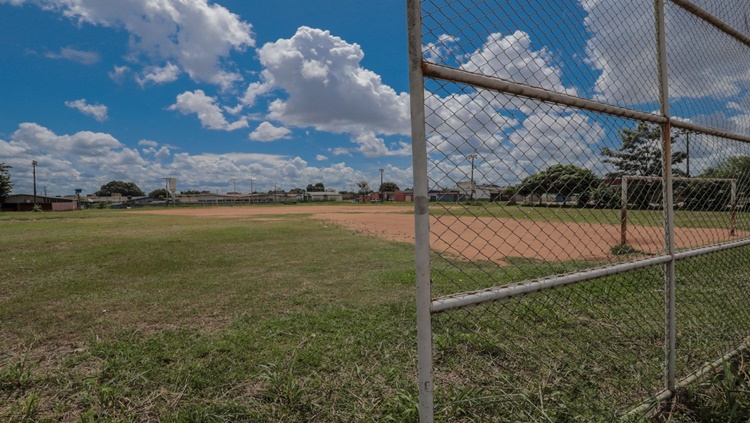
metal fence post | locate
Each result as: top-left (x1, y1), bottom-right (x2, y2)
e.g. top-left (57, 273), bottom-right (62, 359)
top-left (731, 180), bottom-right (737, 236)
top-left (407, 0), bottom-right (434, 421)
top-left (654, 0), bottom-right (677, 392)
top-left (621, 176), bottom-right (628, 246)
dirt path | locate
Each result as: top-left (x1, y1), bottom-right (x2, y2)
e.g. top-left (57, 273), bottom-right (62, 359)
top-left (137, 206), bottom-right (744, 264)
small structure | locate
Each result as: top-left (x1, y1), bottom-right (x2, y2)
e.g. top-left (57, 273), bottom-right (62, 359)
top-left (1, 194), bottom-right (77, 211)
top-left (303, 191), bottom-right (343, 202)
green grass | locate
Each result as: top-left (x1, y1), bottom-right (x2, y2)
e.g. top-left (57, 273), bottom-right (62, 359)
top-left (1, 207), bottom-right (748, 421)
top-left (431, 202), bottom-right (749, 231)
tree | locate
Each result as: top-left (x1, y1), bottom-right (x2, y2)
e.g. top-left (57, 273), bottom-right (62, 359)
top-left (379, 182), bottom-right (400, 192)
top-left (0, 163), bottom-right (12, 201)
top-left (601, 122), bottom-right (686, 177)
top-left (289, 188), bottom-right (305, 194)
top-left (0, 163), bottom-right (13, 201)
top-left (702, 155), bottom-right (750, 198)
top-left (95, 181), bottom-right (145, 197)
top-left (517, 172), bottom-right (548, 205)
top-left (517, 164), bottom-right (599, 206)
top-left (148, 188), bottom-right (169, 199)
top-left (356, 180), bottom-right (372, 202)
top-left (601, 122), bottom-right (686, 209)
top-left (544, 164), bottom-right (599, 206)
top-left (678, 155), bottom-right (750, 211)
top-left (306, 182), bottom-right (325, 192)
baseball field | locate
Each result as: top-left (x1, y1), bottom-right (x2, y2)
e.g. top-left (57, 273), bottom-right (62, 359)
top-left (1, 204), bottom-right (749, 421)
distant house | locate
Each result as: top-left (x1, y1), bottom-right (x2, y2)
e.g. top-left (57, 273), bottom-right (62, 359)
top-left (303, 191), bottom-right (343, 202)
top-left (1, 194), bottom-right (77, 212)
top-left (456, 181), bottom-right (510, 201)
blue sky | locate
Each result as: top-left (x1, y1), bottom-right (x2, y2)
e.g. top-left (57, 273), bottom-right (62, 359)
top-left (0, 0), bottom-right (412, 195)
top-left (1, 0), bottom-right (749, 196)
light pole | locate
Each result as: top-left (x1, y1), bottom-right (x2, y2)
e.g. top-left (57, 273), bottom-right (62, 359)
top-left (32, 160), bottom-right (38, 206)
top-left (231, 178), bottom-right (239, 193)
top-left (379, 168), bottom-right (384, 201)
top-left (249, 177), bottom-right (255, 194)
top-left (467, 154), bottom-right (477, 201)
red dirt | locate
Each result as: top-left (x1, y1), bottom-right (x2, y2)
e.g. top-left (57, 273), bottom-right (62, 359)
top-left (136, 205), bottom-right (744, 265)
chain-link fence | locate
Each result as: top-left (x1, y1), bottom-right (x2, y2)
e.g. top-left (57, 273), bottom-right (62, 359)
top-left (407, 0), bottom-right (750, 420)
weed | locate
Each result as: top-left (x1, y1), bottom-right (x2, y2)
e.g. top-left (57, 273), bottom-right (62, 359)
top-left (610, 243), bottom-right (642, 255)
top-left (0, 355), bottom-right (37, 391)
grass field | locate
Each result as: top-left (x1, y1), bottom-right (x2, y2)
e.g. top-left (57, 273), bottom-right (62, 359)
top-left (1, 207), bottom-right (749, 421)
top-left (432, 202), bottom-right (749, 231)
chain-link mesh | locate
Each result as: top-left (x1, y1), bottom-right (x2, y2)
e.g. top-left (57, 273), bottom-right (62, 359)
top-left (411, 0), bottom-right (750, 419)
top-left (666, 2), bottom-right (750, 137)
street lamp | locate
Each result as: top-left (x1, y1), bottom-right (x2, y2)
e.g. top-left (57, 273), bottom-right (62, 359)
top-left (32, 160), bottom-right (38, 205)
top-left (467, 154), bottom-right (478, 201)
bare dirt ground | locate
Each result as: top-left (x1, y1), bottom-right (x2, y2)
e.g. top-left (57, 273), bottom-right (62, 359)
top-left (138, 205), bottom-right (744, 265)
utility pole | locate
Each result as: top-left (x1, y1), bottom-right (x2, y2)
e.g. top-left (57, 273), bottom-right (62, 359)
top-left (467, 153), bottom-right (477, 201)
top-left (379, 168), bottom-right (384, 201)
top-left (32, 160), bottom-right (38, 206)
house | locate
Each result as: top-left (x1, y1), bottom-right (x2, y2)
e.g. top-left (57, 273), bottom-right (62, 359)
top-left (303, 191), bottom-right (343, 202)
top-left (1, 194), bottom-right (77, 211)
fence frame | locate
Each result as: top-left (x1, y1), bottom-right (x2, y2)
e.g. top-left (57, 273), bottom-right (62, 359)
top-left (409, 0), bottom-right (750, 420)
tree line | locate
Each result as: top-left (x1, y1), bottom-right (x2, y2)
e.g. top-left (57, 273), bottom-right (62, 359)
top-left (513, 123), bottom-right (750, 210)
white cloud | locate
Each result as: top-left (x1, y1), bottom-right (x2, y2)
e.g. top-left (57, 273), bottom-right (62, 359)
top-left (108, 65), bottom-right (130, 83)
top-left (351, 132), bottom-right (411, 158)
top-left (316, 154), bottom-right (328, 161)
top-left (249, 26), bottom-right (411, 137)
top-left (64, 99), bottom-right (108, 121)
top-left (45, 47), bottom-right (100, 65)
top-left (1, 122), bottom-right (413, 196)
top-left (329, 147), bottom-right (350, 156)
top-left (582, 0), bottom-right (750, 108)
top-left (462, 31), bottom-right (577, 96)
top-left (16, 0), bottom-right (254, 88)
top-left (249, 121), bottom-right (292, 142)
top-left (168, 90), bottom-right (248, 131)
top-left (136, 62), bottom-right (180, 86)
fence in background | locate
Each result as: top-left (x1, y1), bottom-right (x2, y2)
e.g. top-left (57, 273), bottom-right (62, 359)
top-left (408, 0), bottom-right (750, 420)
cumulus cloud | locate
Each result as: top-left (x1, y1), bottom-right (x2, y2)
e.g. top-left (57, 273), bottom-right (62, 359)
top-left (65, 99), bottom-right (108, 121)
top-left (351, 132), bottom-right (411, 158)
top-left (136, 62), bottom-right (180, 86)
top-left (462, 31), bottom-right (577, 96)
top-left (45, 46), bottom-right (100, 65)
top-left (168, 90), bottom-right (248, 131)
top-left (11, 0), bottom-right (254, 88)
top-left (316, 154), bottom-right (327, 161)
top-left (108, 65), bottom-right (130, 83)
top-left (248, 26), bottom-right (410, 137)
top-left (1, 122), bottom-right (411, 196)
top-left (249, 121), bottom-right (292, 142)
top-left (329, 147), bottom-right (350, 156)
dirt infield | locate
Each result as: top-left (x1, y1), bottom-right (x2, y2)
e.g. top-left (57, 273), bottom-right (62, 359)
top-left (138, 205), bottom-right (743, 265)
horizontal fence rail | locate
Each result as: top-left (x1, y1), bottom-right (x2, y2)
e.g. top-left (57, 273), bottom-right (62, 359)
top-left (409, 0), bottom-right (750, 420)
